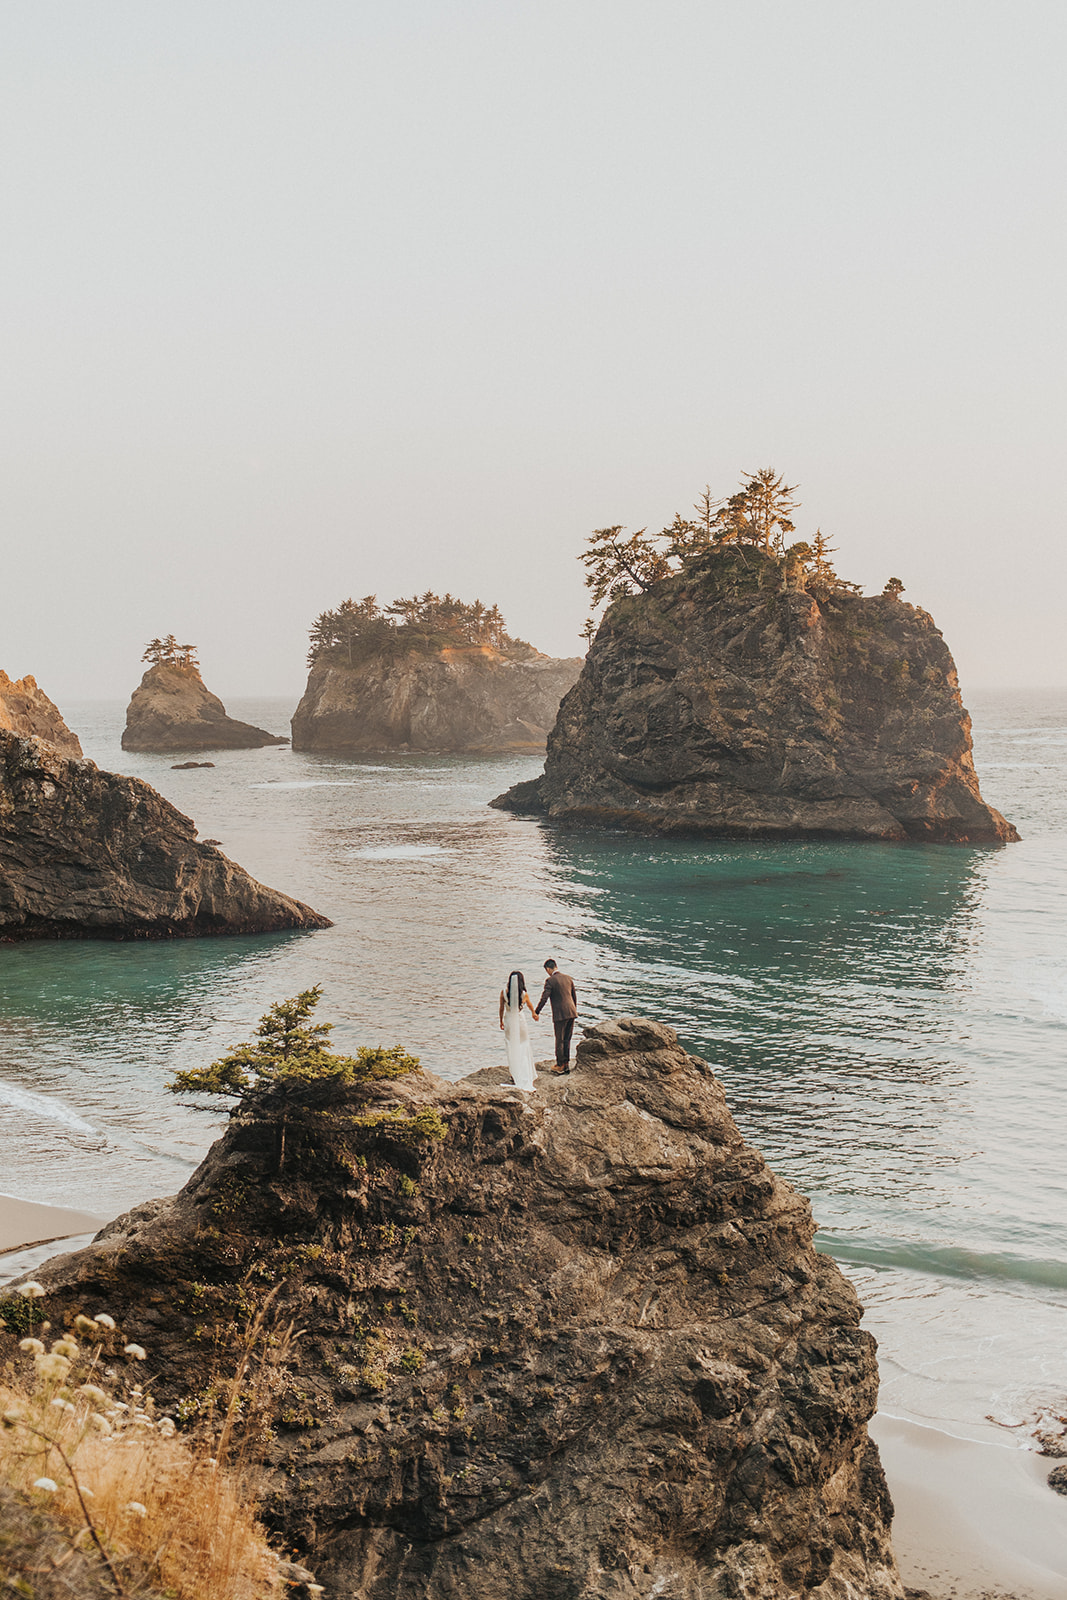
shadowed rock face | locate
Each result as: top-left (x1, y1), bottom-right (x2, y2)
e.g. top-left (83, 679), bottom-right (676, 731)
top-left (12, 1018), bottom-right (903, 1598)
top-left (0, 671), bottom-right (82, 759)
top-left (493, 553), bottom-right (1017, 843)
top-left (122, 662), bottom-right (288, 752)
top-left (291, 645), bottom-right (582, 753)
top-left (0, 730), bottom-right (330, 938)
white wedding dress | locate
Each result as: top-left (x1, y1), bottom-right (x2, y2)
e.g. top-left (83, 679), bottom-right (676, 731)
top-left (503, 973), bottom-right (536, 1092)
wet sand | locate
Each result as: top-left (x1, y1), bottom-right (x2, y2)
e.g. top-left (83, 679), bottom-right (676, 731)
top-left (871, 1414), bottom-right (1067, 1600)
top-left (0, 1192), bottom-right (104, 1253)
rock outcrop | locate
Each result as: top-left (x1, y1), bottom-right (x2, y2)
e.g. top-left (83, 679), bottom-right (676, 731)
top-left (0, 670), bottom-right (82, 759)
top-left (9, 1018), bottom-right (903, 1598)
top-left (291, 645), bottom-right (582, 753)
top-left (0, 730), bottom-right (330, 938)
top-left (122, 663), bottom-right (288, 752)
top-left (493, 549), bottom-right (1016, 843)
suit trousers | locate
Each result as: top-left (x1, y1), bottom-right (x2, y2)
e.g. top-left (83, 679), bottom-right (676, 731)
top-left (552, 1015), bottom-right (575, 1066)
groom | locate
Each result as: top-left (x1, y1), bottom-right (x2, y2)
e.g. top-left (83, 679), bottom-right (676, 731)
top-left (534, 959), bottom-right (578, 1074)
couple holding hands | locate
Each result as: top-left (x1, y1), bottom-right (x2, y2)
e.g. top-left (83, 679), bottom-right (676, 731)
top-left (498, 959), bottom-right (577, 1092)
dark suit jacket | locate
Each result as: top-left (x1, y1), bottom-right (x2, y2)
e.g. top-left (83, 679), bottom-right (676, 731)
top-left (535, 971), bottom-right (577, 1021)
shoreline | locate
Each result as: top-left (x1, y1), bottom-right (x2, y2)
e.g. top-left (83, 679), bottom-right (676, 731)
top-left (0, 1192), bottom-right (104, 1255)
top-left (872, 1413), bottom-right (1067, 1599)
top-left (2, 1196), bottom-right (1065, 1597)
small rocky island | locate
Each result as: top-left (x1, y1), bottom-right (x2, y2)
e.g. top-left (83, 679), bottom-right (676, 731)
top-left (0, 730), bottom-right (329, 938)
top-left (291, 592), bottom-right (581, 753)
top-left (6, 1015), bottom-right (904, 1598)
top-left (0, 669), bottom-right (83, 759)
top-left (495, 472), bottom-right (1017, 843)
top-left (122, 637), bottom-right (288, 753)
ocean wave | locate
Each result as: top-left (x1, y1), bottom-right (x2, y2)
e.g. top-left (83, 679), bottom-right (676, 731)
top-left (0, 1077), bottom-right (99, 1138)
top-left (818, 1233), bottom-right (1067, 1295)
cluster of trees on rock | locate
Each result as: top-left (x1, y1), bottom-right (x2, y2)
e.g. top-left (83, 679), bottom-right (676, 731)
top-left (307, 592), bottom-right (532, 667)
top-left (579, 468), bottom-right (869, 638)
top-left (142, 635), bottom-right (200, 670)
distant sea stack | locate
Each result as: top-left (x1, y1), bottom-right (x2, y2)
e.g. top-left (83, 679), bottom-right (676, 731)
top-left (0, 670), bottom-right (82, 759)
top-left (0, 730), bottom-right (330, 939)
top-left (122, 637), bottom-right (288, 753)
top-left (493, 488), bottom-right (1017, 842)
top-left (291, 591), bottom-right (581, 753)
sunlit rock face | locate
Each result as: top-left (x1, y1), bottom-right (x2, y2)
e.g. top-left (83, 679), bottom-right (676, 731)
top-left (12, 1017), bottom-right (903, 1598)
top-left (0, 670), bottom-right (82, 759)
top-left (0, 730), bottom-right (329, 938)
top-left (291, 645), bottom-right (582, 753)
top-left (493, 551), bottom-right (1017, 843)
top-left (122, 662), bottom-right (288, 752)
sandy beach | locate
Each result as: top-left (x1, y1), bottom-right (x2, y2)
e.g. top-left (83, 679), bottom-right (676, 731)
top-left (0, 1191), bottom-right (104, 1254)
top-left (871, 1414), bottom-right (1067, 1600)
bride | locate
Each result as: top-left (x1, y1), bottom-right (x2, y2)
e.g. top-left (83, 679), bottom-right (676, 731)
top-left (499, 969), bottom-right (538, 1091)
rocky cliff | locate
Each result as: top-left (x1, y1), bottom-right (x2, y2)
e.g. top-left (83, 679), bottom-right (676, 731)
top-left (0, 730), bottom-right (330, 938)
top-left (0, 670), bottom-right (82, 759)
top-left (291, 645), bottom-right (582, 753)
top-left (122, 663), bottom-right (289, 752)
top-left (494, 549), bottom-right (1016, 843)
top-left (8, 1018), bottom-right (903, 1598)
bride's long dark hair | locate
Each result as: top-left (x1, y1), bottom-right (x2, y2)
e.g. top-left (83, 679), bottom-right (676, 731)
top-left (506, 970), bottom-right (526, 1006)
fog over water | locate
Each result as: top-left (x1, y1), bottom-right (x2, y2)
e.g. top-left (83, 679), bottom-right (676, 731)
top-left (2, 2), bottom-right (1067, 698)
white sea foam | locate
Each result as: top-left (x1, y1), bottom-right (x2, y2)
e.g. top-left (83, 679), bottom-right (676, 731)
top-left (352, 844), bottom-right (449, 859)
top-left (0, 1078), bottom-right (99, 1137)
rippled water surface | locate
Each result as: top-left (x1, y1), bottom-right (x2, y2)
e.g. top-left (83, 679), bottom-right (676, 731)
top-left (2, 688), bottom-right (1065, 1435)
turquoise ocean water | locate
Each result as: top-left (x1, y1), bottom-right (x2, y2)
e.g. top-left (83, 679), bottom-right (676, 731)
top-left (1, 690), bottom-right (1065, 1444)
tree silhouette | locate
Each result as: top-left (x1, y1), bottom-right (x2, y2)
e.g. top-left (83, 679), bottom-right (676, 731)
top-left (168, 987), bottom-right (434, 1170)
top-left (142, 634), bottom-right (199, 670)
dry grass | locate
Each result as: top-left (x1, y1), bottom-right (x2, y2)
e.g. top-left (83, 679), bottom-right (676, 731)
top-left (0, 1297), bottom-right (285, 1600)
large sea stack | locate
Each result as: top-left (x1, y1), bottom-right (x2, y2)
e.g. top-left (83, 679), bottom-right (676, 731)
top-left (0, 730), bottom-right (329, 938)
top-left (292, 645), bottom-right (582, 754)
top-left (122, 661), bottom-right (288, 752)
top-left (9, 1018), bottom-right (904, 1598)
top-left (0, 669), bottom-right (82, 759)
top-left (494, 548), bottom-right (1016, 843)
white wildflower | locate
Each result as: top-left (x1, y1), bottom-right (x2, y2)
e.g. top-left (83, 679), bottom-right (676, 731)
top-left (123, 1343), bottom-right (147, 1361)
top-left (125, 1501), bottom-right (147, 1518)
top-left (78, 1485), bottom-right (95, 1498)
top-left (2, 1409), bottom-right (23, 1429)
top-left (51, 1338), bottom-right (79, 1360)
top-left (18, 1282), bottom-right (46, 1298)
top-left (74, 1314), bottom-right (99, 1335)
top-left (77, 1384), bottom-right (108, 1405)
top-left (157, 1417), bottom-right (176, 1437)
top-left (89, 1414), bottom-right (112, 1435)
top-left (50, 1397), bottom-right (76, 1413)
top-left (203, 1457), bottom-right (218, 1470)
top-left (34, 1352), bottom-right (72, 1381)
top-left (33, 1477), bottom-right (58, 1493)
top-left (18, 1338), bottom-right (45, 1355)
top-left (94, 1313), bottom-right (116, 1329)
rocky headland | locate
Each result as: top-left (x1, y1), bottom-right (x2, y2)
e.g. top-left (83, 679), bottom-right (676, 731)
top-left (122, 662), bottom-right (288, 753)
top-left (8, 1017), bottom-right (904, 1598)
top-left (0, 669), bottom-right (82, 759)
top-left (494, 547), bottom-right (1016, 843)
top-left (292, 644), bottom-right (583, 754)
top-left (0, 730), bottom-right (329, 938)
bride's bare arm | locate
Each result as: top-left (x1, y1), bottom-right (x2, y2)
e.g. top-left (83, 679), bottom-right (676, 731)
top-left (499, 990), bottom-right (506, 1028)
top-left (525, 993), bottom-right (538, 1017)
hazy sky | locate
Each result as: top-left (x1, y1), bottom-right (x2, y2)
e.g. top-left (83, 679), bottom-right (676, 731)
top-left (3, 2), bottom-right (1064, 702)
